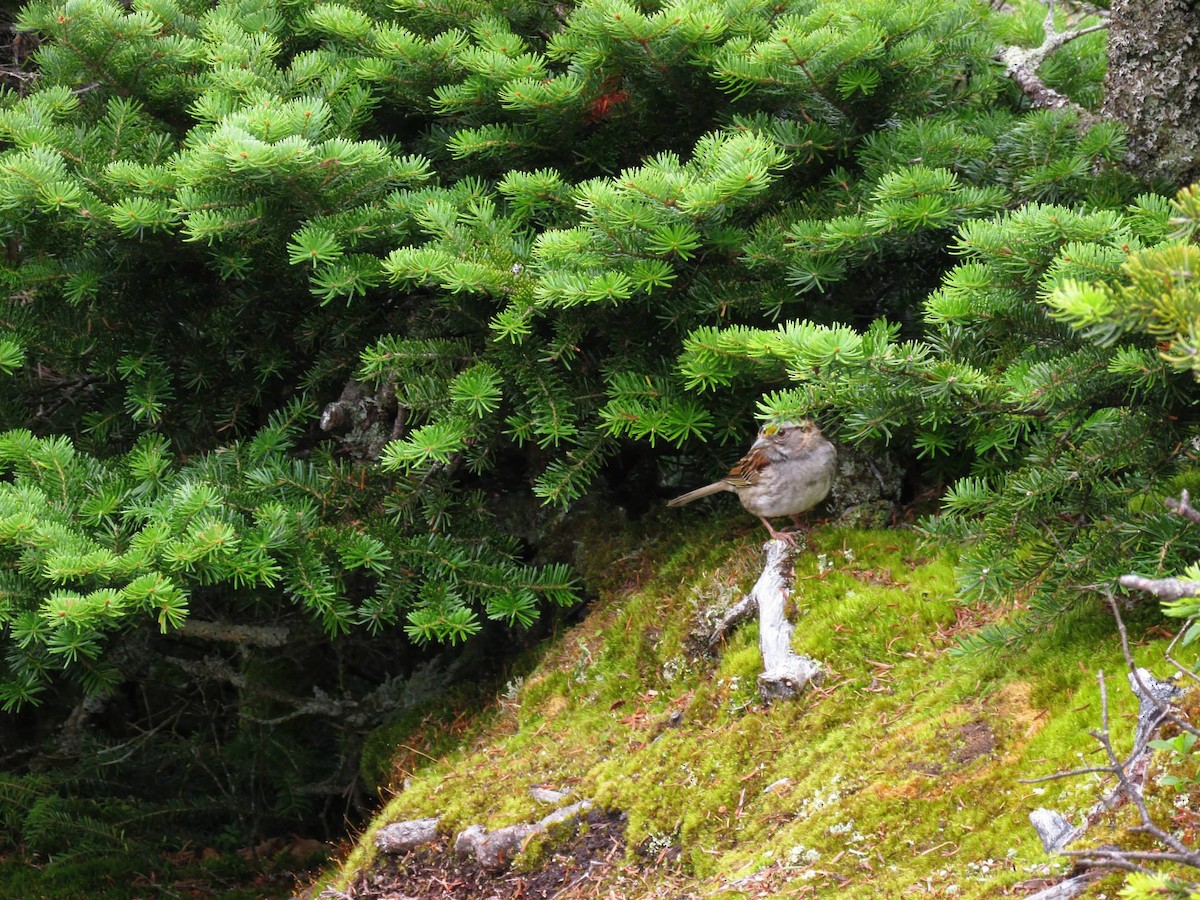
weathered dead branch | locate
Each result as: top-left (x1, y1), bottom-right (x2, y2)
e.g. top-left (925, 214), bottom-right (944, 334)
top-left (374, 794), bottom-right (595, 873)
top-left (178, 619), bottom-right (290, 647)
top-left (1021, 592), bottom-right (1199, 895)
top-left (754, 539), bottom-right (823, 702)
top-left (707, 593), bottom-right (757, 650)
top-left (996, 0), bottom-right (1106, 124)
top-left (706, 539), bottom-right (823, 702)
top-left (1118, 574), bottom-right (1200, 602)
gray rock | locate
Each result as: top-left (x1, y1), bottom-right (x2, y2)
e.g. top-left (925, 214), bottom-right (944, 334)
top-left (453, 824), bottom-right (487, 858)
top-left (828, 443), bottom-right (903, 526)
top-left (476, 823), bottom-right (542, 871)
top-left (530, 786), bottom-right (568, 804)
top-left (374, 817), bottom-right (440, 854)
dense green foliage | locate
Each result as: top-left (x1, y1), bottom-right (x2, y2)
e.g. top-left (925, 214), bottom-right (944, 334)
top-left (0, 0), bottom-right (1120, 670)
top-left (1, 0), bottom-right (1198, 888)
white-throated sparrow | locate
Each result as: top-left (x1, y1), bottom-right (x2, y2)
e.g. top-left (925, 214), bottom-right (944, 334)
top-left (668, 420), bottom-right (836, 544)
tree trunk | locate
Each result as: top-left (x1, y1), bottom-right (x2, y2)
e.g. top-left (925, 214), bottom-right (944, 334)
top-left (1103, 0), bottom-right (1200, 187)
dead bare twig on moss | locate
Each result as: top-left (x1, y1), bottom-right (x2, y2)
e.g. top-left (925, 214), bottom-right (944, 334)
top-left (1020, 665), bottom-right (1193, 897)
top-left (707, 594), bottom-right (757, 650)
top-left (1018, 587), bottom-right (1200, 895)
top-left (1021, 662), bottom-right (1176, 840)
top-left (1058, 670), bottom-right (1199, 878)
top-left (1101, 589), bottom-right (1200, 741)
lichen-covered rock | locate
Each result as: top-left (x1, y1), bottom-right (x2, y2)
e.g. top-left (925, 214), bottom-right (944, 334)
top-left (320, 378), bottom-right (403, 462)
top-left (827, 443), bottom-right (903, 527)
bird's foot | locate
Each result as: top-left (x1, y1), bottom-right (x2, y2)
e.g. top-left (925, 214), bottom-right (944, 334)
top-left (760, 518), bottom-right (804, 548)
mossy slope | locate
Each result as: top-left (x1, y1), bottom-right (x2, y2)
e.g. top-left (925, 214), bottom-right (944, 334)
top-left (331, 520), bottom-right (1179, 897)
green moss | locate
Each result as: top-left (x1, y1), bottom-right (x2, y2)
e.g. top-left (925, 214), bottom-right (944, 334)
top-left (359, 693), bottom-right (497, 792)
top-left (323, 518), bottom-right (1187, 897)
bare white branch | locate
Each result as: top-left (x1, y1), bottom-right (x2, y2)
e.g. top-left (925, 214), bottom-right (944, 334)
top-left (1166, 489), bottom-right (1200, 525)
top-left (995, 0), bottom-right (1107, 122)
top-left (1118, 573), bottom-right (1200, 601)
top-left (753, 539), bottom-right (823, 702)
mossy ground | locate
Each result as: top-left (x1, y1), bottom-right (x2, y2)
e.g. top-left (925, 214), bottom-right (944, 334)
top-left (325, 516), bottom-right (1192, 898)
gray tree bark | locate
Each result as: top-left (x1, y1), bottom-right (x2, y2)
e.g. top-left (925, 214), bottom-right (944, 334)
top-left (1103, 0), bottom-right (1200, 187)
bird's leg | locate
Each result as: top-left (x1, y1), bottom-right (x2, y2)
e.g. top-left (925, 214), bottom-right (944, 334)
top-left (759, 516), bottom-right (798, 546)
top-left (788, 514), bottom-right (813, 535)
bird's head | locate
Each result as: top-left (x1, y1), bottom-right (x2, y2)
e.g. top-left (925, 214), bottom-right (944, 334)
top-left (757, 419), bottom-right (817, 442)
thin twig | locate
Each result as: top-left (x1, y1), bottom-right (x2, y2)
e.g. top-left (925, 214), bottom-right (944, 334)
top-left (1019, 766), bottom-right (1113, 784)
top-left (1063, 848), bottom-right (1200, 865)
top-left (1057, 853), bottom-right (1152, 876)
top-left (1060, 0), bottom-right (1109, 20)
top-left (1165, 618), bottom-right (1200, 683)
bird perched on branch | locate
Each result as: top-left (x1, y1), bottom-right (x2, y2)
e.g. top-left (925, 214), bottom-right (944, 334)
top-left (667, 421), bottom-right (836, 545)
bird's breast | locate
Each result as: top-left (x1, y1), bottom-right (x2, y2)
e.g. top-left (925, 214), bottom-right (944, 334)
top-left (736, 444), bottom-right (836, 518)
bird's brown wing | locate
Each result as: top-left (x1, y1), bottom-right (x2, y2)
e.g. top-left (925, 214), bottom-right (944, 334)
top-left (724, 445), bottom-right (769, 487)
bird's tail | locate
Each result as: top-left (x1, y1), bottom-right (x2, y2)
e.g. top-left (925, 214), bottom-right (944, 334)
top-left (666, 481), bottom-right (729, 507)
